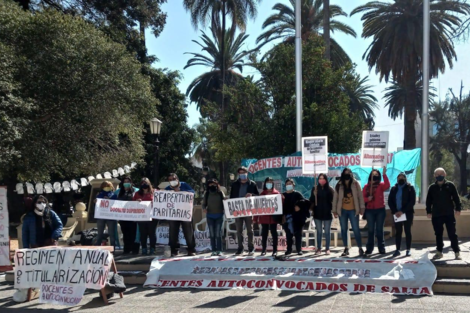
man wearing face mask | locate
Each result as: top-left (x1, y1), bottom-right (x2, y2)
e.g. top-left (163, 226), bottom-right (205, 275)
top-left (426, 168), bottom-right (462, 260)
top-left (229, 167), bottom-right (260, 255)
top-left (165, 173), bottom-right (196, 256)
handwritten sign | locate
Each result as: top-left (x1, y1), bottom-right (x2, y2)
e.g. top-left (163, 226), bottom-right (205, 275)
top-left (152, 191), bottom-right (194, 222)
top-left (302, 136), bottom-right (328, 174)
top-left (361, 131), bottom-right (389, 167)
top-left (39, 283), bottom-right (86, 306)
top-left (95, 199), bottom-right (152, 221)
top-left (223, 194), bottom-right (283, 219)
top-left (0, 187), bottom-right (9, 266)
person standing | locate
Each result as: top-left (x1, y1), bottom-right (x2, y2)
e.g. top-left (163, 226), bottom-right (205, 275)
top-left (253, 177), bottom-right (281, 257)
top-left (134, 178), bottom-right (157, 255)
top-left (363, 167), bottom-right (390, 256)
top-left (202, 178), bottom-right (225, 256)
top-left (229, 167), bottom-right (260, 255)
top-left (310, 174), bottom-right (335, 255)
top-left (388, 172), bottom-right (416, 257)
top-left (166, 173), bottom-right (196, 257)
top-left (117, 176), bottom-right (140, 254)
top-left (426, 168), bottom-right (462, 260)
top-left (95, 181), bottom-right (117, 247)
top-left (332, 168), bottom-right (365, 257)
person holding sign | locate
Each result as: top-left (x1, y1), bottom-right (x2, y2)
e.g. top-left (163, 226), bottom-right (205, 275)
top-left (165, 173), bottom-right (196, 257)
top-left (229, 166), bottom-right (260, 256)
top-left (388, 172), bottom-right (416, 257)
top-left (310, 174), bottom-right (335, 255)
top-left (333, 168), bottom-right (365, 257)
top-left (253, 177), bottom-right (282, 257)
top-left (363, 167), bottom-right (390, 256)
top-left (22, 195), bottom-right (63, 248)
top-left (116, 176), bottom-right (140, 255)
top-left (95, 181), bottom-right (117, 247)
top-left (134, 178), bottom-right (157, 255)
top-left (202, 178), bottom-right (225, 256)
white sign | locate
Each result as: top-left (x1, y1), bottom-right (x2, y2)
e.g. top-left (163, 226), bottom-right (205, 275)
top-left (14, 248), bottom-right (113, 289)
top-left (39, 283), bottom-right (86, 306)
top-left (156, 226), bottom-right (211, 252)
top-left (0, 187), bottom-right (9, 266)
top-left (194, 230), bottom-right (211, 252)
top-left (95, 199), bottom-right (152, 221)
top-left (361, 131), bottom-right (389, 167)
top-left (152, 191), bottom-right (194, 222)
top-left (302, 136), bottom-right (328, 174)
top-left (226, 236), bottom-right (287, 251)
top-left (223, 194), bottom-right (283, 219)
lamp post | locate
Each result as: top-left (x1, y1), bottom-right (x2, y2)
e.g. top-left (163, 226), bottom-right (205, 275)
top-left (150, 118), bottom-right (162, 188)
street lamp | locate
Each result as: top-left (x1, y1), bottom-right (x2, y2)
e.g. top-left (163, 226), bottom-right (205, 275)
top-left (150, 118), bottom-right (162, 188)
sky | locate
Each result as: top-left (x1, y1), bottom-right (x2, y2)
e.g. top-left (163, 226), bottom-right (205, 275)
top-left (146, 0), bottom-right (470, 153)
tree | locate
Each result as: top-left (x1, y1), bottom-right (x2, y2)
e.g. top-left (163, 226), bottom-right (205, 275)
top-left (323, 0), bottom-right (330, 60)
top-left (430, 84), bottom-right (470, 194)
top-left (256, 0), bottom-right (356, 67)
top-left (343, 75), bottom-right (378, 129)
top-left (351, 0), bottom-right (470, 149)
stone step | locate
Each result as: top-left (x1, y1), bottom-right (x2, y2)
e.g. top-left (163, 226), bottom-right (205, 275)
top-left (433, 277), bottom-right (470, 295)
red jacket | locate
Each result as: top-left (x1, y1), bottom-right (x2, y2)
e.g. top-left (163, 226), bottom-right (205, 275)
top-left (253, 189), bottom-right (280, 224)
top-left (363, 174), bottom-right (390, 209)
top-left (133, 191), bottom-right (153, 201)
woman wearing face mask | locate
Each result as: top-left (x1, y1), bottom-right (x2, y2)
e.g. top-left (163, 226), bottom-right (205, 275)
top-left (117, 176), bottom-right (140, 254)
top-left (134, 178), bottom-right (157, 255)
top-left (363, 167), bottom-right (390, 255)
top-left (202, 178), bottom-right (225, 256)
top-left (22, 195), bottom-right (63, 248)
top-left (95, 181), bottom-right (117, 247)
top-left (254, 177), bottom-right (281, 257)
top-left (282, 178), bottom-right (309, 256)
top-left (388, 173), bottom-right (416, 257)
top-left (333, 168), bottom-right (365, 257)
top-left (310, 174), bottom-right (335, 255)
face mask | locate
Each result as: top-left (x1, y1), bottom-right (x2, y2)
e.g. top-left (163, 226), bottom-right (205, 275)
top-left (170, 180), bottom-right (179, 187)
top-left (123, 183), bottom-right (131, 188)
top-left (239, 174), bottom-right (248, 180)
top-left (209, 185), bottom-right (217, 192)
top-left (103, 187), bottom-right (113, 192)
top-left (373, 176), bottom-right (380, 182)
top-left (266, 183), bottom-right (273, 190)
top-left (343, 174), bottom-right (351, 180)
top-left (35, 203), bottom-right (46, 216)
top-left (398, 179), bottom-right (406, 186)
top-left (318, 179), bottom-right (326, 186)
top-left (141, 184), bottom-right (150, 189)
top-left (436, 175), bottom-right (445, 182)
top-left (286, 185), bottom-right (294, 191)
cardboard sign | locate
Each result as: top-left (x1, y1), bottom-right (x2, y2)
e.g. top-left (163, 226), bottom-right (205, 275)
top-left (226, 236), bottom-right (287, 251)
top-left (39, 283), bottom-right (86, 306)
top-left (361, 131), bottom-right (389, 167)
top-left (156, 226), bottom-right (211, 252)
top-left (95, 199), bottom-right (152, 221)
top-left (0, 187), bottom-right (9, 266)
top-left (223, 194), bottom-right (283, 219)
top-left (302, 136), bottom-right (328, 174)
top-left (152, 191), bottom-right (194, 221)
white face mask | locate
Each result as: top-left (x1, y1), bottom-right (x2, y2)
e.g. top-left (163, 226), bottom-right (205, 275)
top-left (35, 203), bottom-right (46, 216)
top-left (170, 180), bottom-right (179, 187)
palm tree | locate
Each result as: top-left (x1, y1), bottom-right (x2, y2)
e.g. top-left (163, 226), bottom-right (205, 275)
top-left (351, 0), bottom-right (470, 149)
top-left (343, 75), bottom-right (378, 129)
top-left (256, 0), bottom-right (357, 67)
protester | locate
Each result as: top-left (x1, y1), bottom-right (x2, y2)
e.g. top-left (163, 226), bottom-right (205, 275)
top-left (22, 195), bottom-right (63, 248)
top-left (333, 168), bottom-right (365, 257)
top-left (426, 168), bottom-right (462, 260)
top-left (202, 178), bottom-right (225, 256)
top-left (117, 176), bottom-right (140, 254)
top-left (388, 172), bottom-right (416, 257)
top-left (134, 178), bottom-right (157, 255)
top-left (310, 174), bottom-right (335, 255)
top-left (166, 173), bottom-right (196, 257)
top-left (253, 177), bottom-right (281, 257)
top-left (230, 167), bottom-right (260, 255)
top-left (282, 178), bottom-right (309, 256)
top-left (363, 167), bottom-right (390, 256)
top-left (95, 181), bottom-right (117, 247)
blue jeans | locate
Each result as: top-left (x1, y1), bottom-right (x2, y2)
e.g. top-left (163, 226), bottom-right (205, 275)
top-left (207, 216), bottom-right (224, 251)
top-left (339, 209), bottom-right (362, 248)
top-left (365, 208), bottom-right (386, 252)
top-left (314, 219), bottom-right (332, 250)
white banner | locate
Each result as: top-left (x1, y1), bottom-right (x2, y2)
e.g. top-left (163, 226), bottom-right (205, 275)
top-left (156, 226), bottom-right (211, 252)
top-left (226, 236), bottom-right (287, 251)
top-left (223, 194), bottom-right (283, 219)
top-left (152, 191), bottom-right (194, 221)
top-left (361, 131), bottom-right (389, 167)
top-left (302, 136), bottom-right (328, 174)
top-left (0, 187), bottom-right (9, 266)
top-left (194, 230), bottom-right (211, 252)
top-left (95, 199), bottom-right (152, 221)
top-left (39, 283), bottom-right (86, 306)
top-left (144, 253), bottom-right (436, 296)
top-left (14, 248), bottom-right (113, 290)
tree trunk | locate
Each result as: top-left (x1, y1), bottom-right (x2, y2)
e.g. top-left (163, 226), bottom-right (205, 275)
top-left (403, 101), bottom-right (417, 149)
top-left (323, 0), bottom-right (331, 60)
top-left (221, 1), bottom-right (226, 115)
top-left (459, 148), bottom-right (468, 195)
top-left (138, 20), bottom-right (147, 63)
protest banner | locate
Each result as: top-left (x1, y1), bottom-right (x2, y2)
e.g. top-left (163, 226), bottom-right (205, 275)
top-left (156, 226), bottom-right (211, 252)
top-left (152, 191), bottom-right (194, 222)
top-left (14, 247), bottom-right (113, 290)
top-left (39, 283), bottom-right (86, 306)
top-left (194, 230), bottom-right (211, 252)
top-left (302, 136), bottom-right (328, 174)
top-left (226, 236), bottom-right (287, 251)
top-left (95, 199), bottom-right (152, 221)
top-left (144, 253), bottom-right (436, 296)
top-left (223, 194), bottom-right (283, 219)
top-left (0, 187), bottom-right (10, 267)
top-left (361, 131), bottom-right (389, 167)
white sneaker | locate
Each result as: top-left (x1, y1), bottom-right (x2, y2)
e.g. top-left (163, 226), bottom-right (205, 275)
top-left (432, 251), bottom-right (443, 260)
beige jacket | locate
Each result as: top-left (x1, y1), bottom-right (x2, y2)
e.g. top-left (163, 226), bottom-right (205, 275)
top-left (332, 180), bottom-right (365, 217)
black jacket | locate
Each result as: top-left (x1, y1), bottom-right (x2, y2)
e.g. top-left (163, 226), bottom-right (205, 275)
top-left (283, 191), bottom-right (310, 226)
top-left (230, 179), bottom-right (260, 199)
top-left (426, 180), bottom-right (461, 217)
top-left (309, 186), bottom-right (334, 220)
top-left (388, 183), bottom-right (416, 215)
